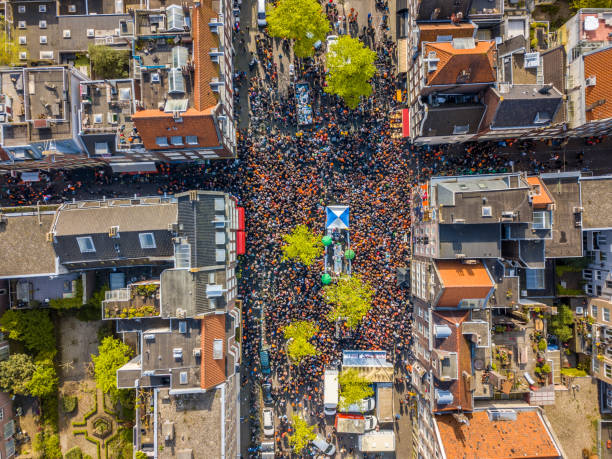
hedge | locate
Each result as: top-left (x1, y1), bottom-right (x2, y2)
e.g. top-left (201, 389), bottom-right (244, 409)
top-left (62, 395), bottom-right (78, 413)
top-left (72, 390), bottom-right (97, 426)
top-left (65, 446), bottom-right (83, 459)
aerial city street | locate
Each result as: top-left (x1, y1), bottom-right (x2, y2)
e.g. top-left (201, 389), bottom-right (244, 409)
top-left (0, 0), bottom-right (610, 457)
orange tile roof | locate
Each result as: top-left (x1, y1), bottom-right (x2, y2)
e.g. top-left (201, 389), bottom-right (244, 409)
top-left (193, 3), bottom-right (221, 111)
top-left (584, 47), bottom-right (612, 121)
top-left (201, 314), bottom-right (226, 390)
top-left (436, 260), bottom-right (493, 307)
top-left (132, 108), bottom-right (220, 151)
top-left (425, 40), bottom-right (496, 86)
top-left (436, 410), bottom-right (561, 459)
top-left (419, 23), bottom-right (475, 47)
top-left (527, 176), bottom-right (553, 208)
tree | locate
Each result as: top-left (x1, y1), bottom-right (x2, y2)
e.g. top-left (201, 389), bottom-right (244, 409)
top-left (0, 31), bottom-right (21, 66)
top-left (548, 305), bottom-right (574, 343)
top-left (571, 0), bottom-right (612, 10)
top-left (0, 353), bottom-right (35, 395)
top-left (0, 309), bottom-right (56, 357)
top-left (27, 359), bottom-right (58, 398)
top-left (325, 36), bottom-right (377, 109)
top-left (284, 321), bottom-right (319, 363)
top-left (135, 452), bottom-right (148, 459)
top-left (92, 336), bottom-right (133, 397)
top-left (281, 225), bottom-right (323, 266)
top-left (323, 275), bottom-right (373, 328)
top-left (88, 45), bottom-right (129, 79)
top-left (338, 368), bottom-right (374, 410)
top-left (267, 0), bottom-right (330, 58)
top-left (289, 415), bottom-right (316, 454)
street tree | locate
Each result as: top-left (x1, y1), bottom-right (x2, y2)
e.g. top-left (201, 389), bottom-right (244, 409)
top-left (338, 368), bottom-right (374, 409)
top-left (0, 31), bottom-right (21, 66)
top-left (0, 353), bottom-right (35, 395)
top-left (289, 415), bottom-right (316, 454)
top-left (548, 304), bottom-right (574, 343)
top-left (0, 309), bottom-right (56, 357)
top-left (323, 275), bottom-right (373, 328)
top-left (571, 0), bottom-right (611, 10)
top-left (284, 321), bottom-right (319, 363)
top-left (92, 336), bottom-right (133, 397)
top-left (281, 224), bottom-right (323, 266)
top-left (27, 359), bottom-right (58, 398)
top-left (88, 45), bottom-right (129, 79)
top-left (267, 0), bottom-right (330, 58)
top-left (325, 35), bottom-right (377, 109)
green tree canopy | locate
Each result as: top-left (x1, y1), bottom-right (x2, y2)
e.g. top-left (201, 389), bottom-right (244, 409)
top-left (338, 367), bottom-right (374, 410)
top-left (284, 321), bottom-right (319, 363)
top-left (281, 224), bottom-right (323, 266)
top-left (548, 304), bottom-right (574, 343)
top-left (88, 44), bottom-right (129, 79)
top-left (92, 336), bottom-right (133, 397)
top-left (571, 0), bottom-right (612, 10)
top-left (289, 415), bottom-right (316, 453)
top-left (0, 31), bottom-right (21, 66)
top-left (0, 353), bottom-right (35, 395)
top-left (0, 309), bottom-right (56, 357)
top-left (323, 275), bottom-right (373, 328)
top-left (267, 0), bottom-right (330, 58)
top-left (27, 359), bottom-right (58, 398)
top-left (325, 36), bottom-right (377, 109)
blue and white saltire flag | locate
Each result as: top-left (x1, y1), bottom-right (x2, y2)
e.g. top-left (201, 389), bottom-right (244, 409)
top-left (326, 205), bottom-right (350, 230)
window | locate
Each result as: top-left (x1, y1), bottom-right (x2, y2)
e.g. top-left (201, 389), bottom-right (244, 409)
top-left (594, 358), bottom-right (600, 374)
top-left (18, 5), bottom-right (26, 13)
top-left (212, 339), bottom-right (223, 359)
top-left (139, 233), bottom-right (156, 249)
top-left (63, 29), bottom-right (71, 38)
top-left (155, 136), bottom-right (168, 147)
top-left (18, 36), bottom-right (26, 45)
top-left (596, 271), bottom-right (602, 281)
top-left (39, 4), bottom-right (47, 12)
top-left (593, 304), bottom-right (599, 319)
top-left (598, 285), bottom-right (603, 297)
top-left (606, 364), bottom-right (612, 379)
top-left (39, 20), bottom-right (47, 28)
top-left (0, 408), bottom-right (3, 420)
top-left (532, 211), bottom-right (551, 229)
top-left (215, 249), bottom-right (225, 262)
top-left (607, 281), bottom-right (612, 289)
top-left (77, 236), bottom-right (96, 253)
top-left (170, 136), bottom-right (183, 146)
top-left (526, 269), bottom-right (545, 290)
top-left (604, 307), bottom-right (610, 322)
top-left (215, 231), bottom-right (225, 245)
top-left (186, 135), bottom-right (198, 145)
top-left (18, 21), bottom-right (26, 29)
top-left (214, 198), bottom-right (225, 211)
top-left (40, 36), bottom-right (47, 44)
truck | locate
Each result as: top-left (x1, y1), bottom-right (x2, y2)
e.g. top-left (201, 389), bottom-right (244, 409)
top-left (376, 383), bottom-right (394, 423)
top-left (260, 441), bottom-right (275, 459)
top-left (358, 430), bottom-right (396, 453)
top-left (323, 369), bottom-right (339, 415)
top-left (335, 413), bottom-right (377, 434)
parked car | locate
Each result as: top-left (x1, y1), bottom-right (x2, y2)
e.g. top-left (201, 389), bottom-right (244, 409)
top-left (262, 382), bottom-right (274, 406)
top-left (339, 397), bottom-right (376, 413)
top-left (312, 435), bottom-right (336, 456)
top-left (257, 0), bottom-right (266, 26)
top-left (262, 408), bottom-right (274, 436)
top-left (260, 349), bottom-right (271, 375)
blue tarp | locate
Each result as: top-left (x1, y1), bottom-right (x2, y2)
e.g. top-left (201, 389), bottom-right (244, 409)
top-left (326, 205), bottom-right (349, 230)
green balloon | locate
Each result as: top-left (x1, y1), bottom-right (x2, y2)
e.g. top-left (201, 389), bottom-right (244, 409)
top-left (322, 236), bottom-right (333, 246)
top-left (345, 249), bottom-right (355, 260)
top-left (321, 273), bottom-right (332, 285)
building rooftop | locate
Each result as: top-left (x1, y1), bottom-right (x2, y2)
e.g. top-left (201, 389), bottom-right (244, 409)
top-left (201, 314), bottom-right (226, 389)
top-left (417, 0), bottom-right (470, 21)
top-left (424, 39), bottom-right (496, 86)
top-left (435, 260), bottom-right (493, 307)
top-left (580, 175), bottom-right (612, 230)
top-left (160, 268), bottom-right (228, 318)
top-left (526, 177), bottom-right (554, 207)
top-left (0, 212), bottom-right (56, 278)
top-left (439, 223), bottom-right (501, 259)
top-left (584, 46), bottom-right (612, 121)
top-left (541, 46), bottom-right (566, 101)
top-left (421, 103), bottom-right (485, 137)
top-left (435, 409), bottom-right (561, 458)
top-left (418, 22), bottom-right (475, 47)
top-left (488, 84), bottom-right (563, 129)
top-left (578, 11), bottom-right (612, 44)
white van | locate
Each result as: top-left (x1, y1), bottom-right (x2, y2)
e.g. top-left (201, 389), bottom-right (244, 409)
top-left (257, 0), bottom-right (266, 27)
top-left (339, 397), bottom-right (376, 413)
top-left (358, 430), bottom-right (396, 453)
top-left (323, 369), bottom-right (339, 415)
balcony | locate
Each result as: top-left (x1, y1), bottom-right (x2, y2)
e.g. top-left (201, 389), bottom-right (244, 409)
top-left (210, 78), bottom-right (225, 93)
top-left (209, 48), bottom-right (224, 64)
top-left (102, 280), bottom-right (160, 319)
top-left (208, 16), bottom-right (224, 34)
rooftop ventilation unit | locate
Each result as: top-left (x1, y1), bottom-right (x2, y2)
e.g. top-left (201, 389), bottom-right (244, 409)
top-left (151, 72), bottom-right (161, 83)
top-left (144, 334), bottom-right (155, 340)
top-left (173, 348), bottom-right (183, 360)
top-left (586, 76), bottom-right (597, 87)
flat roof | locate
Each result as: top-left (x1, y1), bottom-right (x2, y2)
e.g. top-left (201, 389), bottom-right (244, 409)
top-left (580, 176), bottom-right (612, 229)
top-left (0, 213), bottom-right (56, 277)
top-left (436, 410), bottom-right (561, 458)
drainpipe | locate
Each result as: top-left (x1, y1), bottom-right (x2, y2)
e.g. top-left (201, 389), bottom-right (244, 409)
top-left (220, 383), bottom-right (226, 459)
top-left (153, 388), bottom-right (159, 459)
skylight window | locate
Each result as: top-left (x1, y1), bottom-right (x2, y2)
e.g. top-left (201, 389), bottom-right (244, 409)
top-left (167, 5), bottom-right (185, 31)
top-left (77, 236), bottom-right (96, 253)
top-left (139, 232), bottom-right (156, 249)
top-left (172, 46), bottom-right (188, 68)
top-left (168, 68), bottom-right (185, 94)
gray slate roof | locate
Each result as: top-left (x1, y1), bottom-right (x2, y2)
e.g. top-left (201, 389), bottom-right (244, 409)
top-left (490, 85), bottom-right (563, 129)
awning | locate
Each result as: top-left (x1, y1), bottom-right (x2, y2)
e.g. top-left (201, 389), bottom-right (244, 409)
top-left (402, 109), bottom-right (410, 138)
top-left (236, 231), bottom-right (245, 255)
top-left (397, 38), bottom-right (408, 74)
top-left (110, 162), bottom-right (158, 174)
top-left (20, 171), bottom-right (40, 182)
top-left (238, 207), bottom-right (245, 231)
